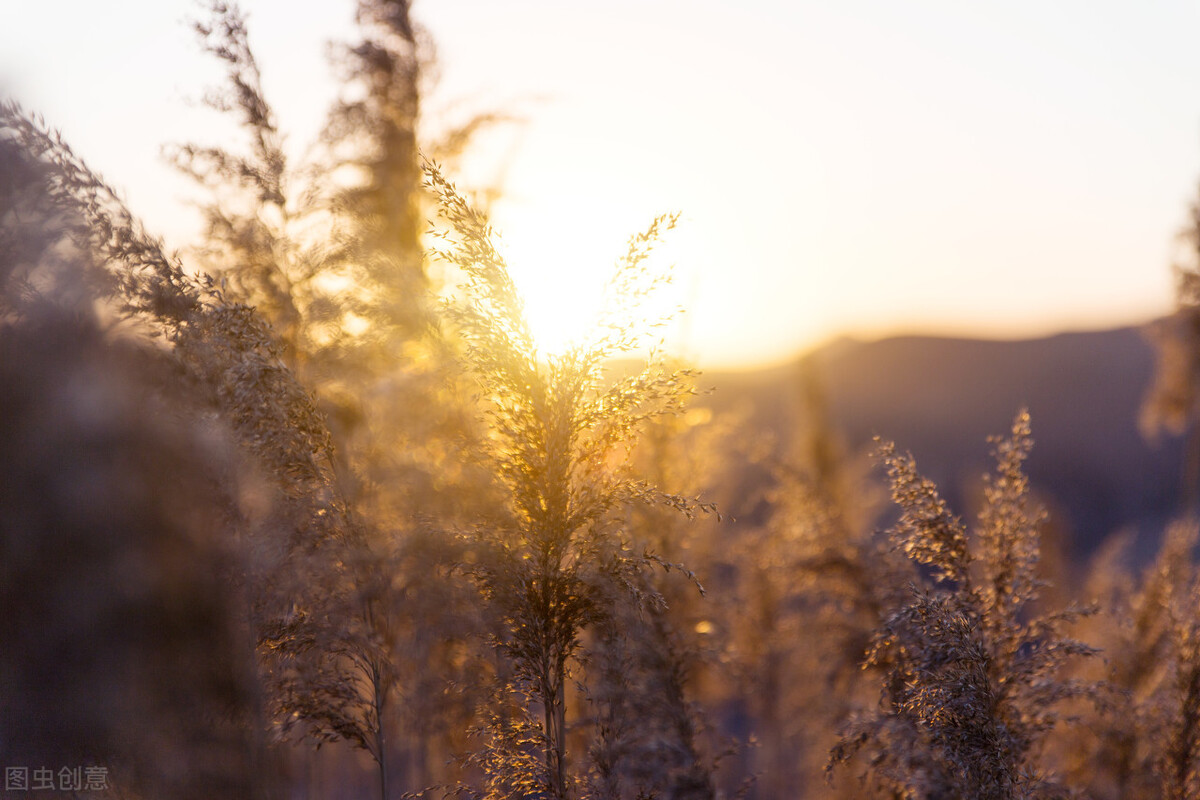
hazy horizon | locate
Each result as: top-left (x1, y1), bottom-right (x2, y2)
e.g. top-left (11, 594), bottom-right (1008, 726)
top-left (4, 0), bottom-right (1197, 368)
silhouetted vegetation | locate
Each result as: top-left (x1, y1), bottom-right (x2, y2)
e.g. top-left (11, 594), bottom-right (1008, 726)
top-left (8, 2), bottom-right (1200, 799)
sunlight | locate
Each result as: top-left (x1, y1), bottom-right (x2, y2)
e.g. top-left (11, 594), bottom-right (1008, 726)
top-left (510, 249), bottom-right (607, 358)
top-left (496, 209), bottom-right (691, 360)
top-left (497, 224), bottom-right (609, 358)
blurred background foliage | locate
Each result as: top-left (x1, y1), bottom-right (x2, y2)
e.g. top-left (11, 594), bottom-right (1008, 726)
top-left (7, 2), bottom-right (1200, 799)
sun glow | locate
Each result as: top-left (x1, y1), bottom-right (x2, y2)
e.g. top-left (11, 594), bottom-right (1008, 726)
top-left (498, 217), bottom-right (689, 360)
top-left (506, 239), bottom-right (608, 358)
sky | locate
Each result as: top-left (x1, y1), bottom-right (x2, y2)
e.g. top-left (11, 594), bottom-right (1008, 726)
top-left (4, 0), bottom-right (1200, 368)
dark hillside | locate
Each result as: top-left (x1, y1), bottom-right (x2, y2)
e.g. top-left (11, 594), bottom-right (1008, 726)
top-left (701, 326), bottom-right (1186, 560)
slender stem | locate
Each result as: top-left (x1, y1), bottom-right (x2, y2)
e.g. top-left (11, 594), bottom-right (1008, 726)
top-left (542, 658), bottom-right (567, 800)
top-left (373, 661), bottom-right (389, 800)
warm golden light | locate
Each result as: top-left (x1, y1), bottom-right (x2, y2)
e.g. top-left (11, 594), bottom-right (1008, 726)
top-left (505, 242), bottom-right (607, 358)
top-left (496, 207), bottom-right (690, 360)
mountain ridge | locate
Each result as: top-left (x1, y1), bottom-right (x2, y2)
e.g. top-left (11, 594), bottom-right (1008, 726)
top-left (698, 324), bottom-right (1186, 561)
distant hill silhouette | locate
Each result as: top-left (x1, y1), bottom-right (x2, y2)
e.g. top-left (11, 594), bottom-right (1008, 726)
top-left (700, 326), bottom-right (1188, 562)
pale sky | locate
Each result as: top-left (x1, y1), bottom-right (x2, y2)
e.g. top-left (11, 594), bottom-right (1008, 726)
top-left (4, 0), bottom-right (1200, 368)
